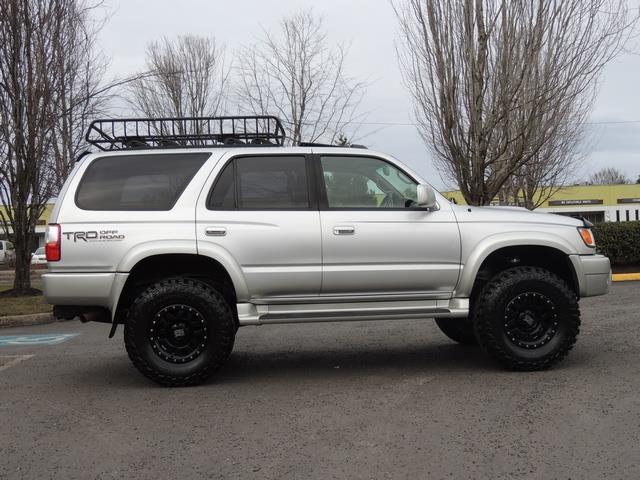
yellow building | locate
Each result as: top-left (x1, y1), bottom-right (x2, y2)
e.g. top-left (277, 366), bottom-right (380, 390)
top-left (443, 184), bottom-right (640, 223)
top-left (0, 203), bottom-right (54, 250)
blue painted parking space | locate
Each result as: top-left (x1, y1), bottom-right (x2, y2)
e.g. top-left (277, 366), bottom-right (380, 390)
top-left (0, 334), bottom-right (79, 346)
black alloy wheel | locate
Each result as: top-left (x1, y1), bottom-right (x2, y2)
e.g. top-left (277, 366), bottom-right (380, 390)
top-left (473, 266), bottom-right (580, 371)
top-left (150, 304), bottom-right (209, 364)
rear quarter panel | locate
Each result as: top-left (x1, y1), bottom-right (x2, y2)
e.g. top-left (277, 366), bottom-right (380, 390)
top-left (49, 150), bottom-right (224, 273)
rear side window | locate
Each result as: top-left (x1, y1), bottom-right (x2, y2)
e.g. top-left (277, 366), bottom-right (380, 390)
top-left (76, 153), bottom-right (210, 211)
top-left (207, 156), bottom-right (309, 210)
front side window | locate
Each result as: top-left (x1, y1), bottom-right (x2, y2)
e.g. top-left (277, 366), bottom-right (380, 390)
top-left (76, 153), bottom-right (210, 211)
top-left (320, 156), bottom-right (417, 208)
top-left (208, 156), bottom-right (309, 210)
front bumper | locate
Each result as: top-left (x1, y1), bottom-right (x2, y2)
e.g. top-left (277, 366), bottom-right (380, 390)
top-left (569, 254), bottom-right (611, 298)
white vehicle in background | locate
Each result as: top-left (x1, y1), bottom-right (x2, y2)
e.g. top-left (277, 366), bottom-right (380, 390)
top-left (0, 240), bottom-right (15, 266)
top-left (31, 247), bottom-right (47, 267)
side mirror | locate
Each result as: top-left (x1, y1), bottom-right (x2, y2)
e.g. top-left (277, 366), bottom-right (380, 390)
top-left (417, 184), bottom-right (438, 210)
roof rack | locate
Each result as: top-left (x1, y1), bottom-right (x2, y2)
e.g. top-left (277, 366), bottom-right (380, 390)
top-left (85, 115), bottom-right (286, 151)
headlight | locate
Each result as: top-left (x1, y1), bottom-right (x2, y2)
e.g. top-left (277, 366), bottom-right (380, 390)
top-left (577, 227), bottom-right (595, 248)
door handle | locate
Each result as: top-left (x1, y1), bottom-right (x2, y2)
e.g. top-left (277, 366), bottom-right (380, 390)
top-left (205, 226), bottom-right (227, 237)
top-left (333, 226), bottom-right (355, 235)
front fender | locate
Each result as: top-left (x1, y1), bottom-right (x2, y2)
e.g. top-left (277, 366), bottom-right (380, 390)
top-left (455, 231), bottom-right (575, 298)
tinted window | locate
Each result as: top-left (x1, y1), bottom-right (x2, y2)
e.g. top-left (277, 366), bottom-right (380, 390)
top-left (207, 161), bottom-right (235, 209)
top-left (236, 156), bottom-right (309, 209)
top-left (321, 156), bottom-right (417, 208)
top-left (76, 153), bottom-right (209, 211)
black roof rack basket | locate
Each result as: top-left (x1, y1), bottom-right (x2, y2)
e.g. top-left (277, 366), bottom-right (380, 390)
top-left (85, 115), bottom-right (286, 151)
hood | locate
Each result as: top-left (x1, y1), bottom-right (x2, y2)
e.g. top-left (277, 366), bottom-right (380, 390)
top-left (451, 204), bottom-right (584, 227)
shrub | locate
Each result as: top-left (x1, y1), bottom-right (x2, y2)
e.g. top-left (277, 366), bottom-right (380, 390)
top-left (592, 221), bottom-right (640, 265)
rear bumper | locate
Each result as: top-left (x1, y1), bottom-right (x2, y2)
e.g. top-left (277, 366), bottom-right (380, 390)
top-left (569, 254), bottom-right (611, 298)
top-left (42, 272), bottom-right (129, 319)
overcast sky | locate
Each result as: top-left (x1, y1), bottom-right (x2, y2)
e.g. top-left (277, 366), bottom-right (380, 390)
top-left (98, 0), bottom-right (640, 190)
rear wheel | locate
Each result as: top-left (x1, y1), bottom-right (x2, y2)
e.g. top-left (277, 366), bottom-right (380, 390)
top-left (435, 317), bottom-right (477, 345)
top-left (124, 278), bottom-right (235, 386)
top-left (473, 266), bottom-right (580, 371)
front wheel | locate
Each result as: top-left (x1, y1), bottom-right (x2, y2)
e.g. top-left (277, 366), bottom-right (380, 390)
top-left (124, 278), bottom-right (236, 386)
top-left (473, 267), bottom-right (580, 371)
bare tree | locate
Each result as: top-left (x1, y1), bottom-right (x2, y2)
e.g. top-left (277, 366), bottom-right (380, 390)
top-left (0, 0), bottom-right (104, 294)
top-left (235, 10), bottom-right (367, 145)
top-left (499, 124), bottom-right (586, 209)
top-left (394, 0), bottom-right (637, 206)
top-left (128, 35), bottom-right (229, 122)
top-left (50, 2), bottom-right (109, 190)
top-left (589, 166), bottom-right (630, 184)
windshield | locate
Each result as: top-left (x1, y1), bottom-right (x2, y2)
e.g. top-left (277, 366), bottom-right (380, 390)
top-left (35, 247), bottom-right (45, 255)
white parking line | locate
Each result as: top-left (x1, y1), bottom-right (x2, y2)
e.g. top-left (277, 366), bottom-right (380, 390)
top-left (0, 354), bottom-right (35, 372)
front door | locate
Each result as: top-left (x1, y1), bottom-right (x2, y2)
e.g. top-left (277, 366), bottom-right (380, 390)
top-left (317, 154), bottom-right (461, 297)
top-left (196, 151), bottom-right (321, 299)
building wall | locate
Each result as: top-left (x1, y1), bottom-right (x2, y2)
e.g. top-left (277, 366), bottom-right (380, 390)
top-left (0, 204), bottom-right (53, 249)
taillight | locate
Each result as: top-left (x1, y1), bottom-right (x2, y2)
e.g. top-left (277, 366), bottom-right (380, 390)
top-left (577, 227), bottom-right (596, 248)
top-left (45, 224), bottom-right (61, 261)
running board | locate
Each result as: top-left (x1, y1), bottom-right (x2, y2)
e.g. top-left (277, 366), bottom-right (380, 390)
top-left (236, 299), bottom-right (469, 326)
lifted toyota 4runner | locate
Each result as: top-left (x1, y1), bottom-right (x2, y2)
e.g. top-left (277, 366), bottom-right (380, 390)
top-left (43, 116), bottom-right (611, 386)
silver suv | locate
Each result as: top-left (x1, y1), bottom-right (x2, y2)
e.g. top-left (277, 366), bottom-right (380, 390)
top-left (43, 116), bottom-right (611, 386)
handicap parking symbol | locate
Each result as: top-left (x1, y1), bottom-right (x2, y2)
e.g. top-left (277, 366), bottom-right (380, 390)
top-left (0, 334), bottom-right (79, 346)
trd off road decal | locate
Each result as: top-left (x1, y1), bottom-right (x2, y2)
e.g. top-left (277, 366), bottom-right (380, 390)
top-left (63, 230), bottom-right (125, 242)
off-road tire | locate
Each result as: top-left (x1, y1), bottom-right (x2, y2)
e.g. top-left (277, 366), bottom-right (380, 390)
top-left (124, 278), bottom-right (235, 387)
top-left (473, 266), bottom-right (580, 371)
top-left (435, 317), bottom-right (477, 345)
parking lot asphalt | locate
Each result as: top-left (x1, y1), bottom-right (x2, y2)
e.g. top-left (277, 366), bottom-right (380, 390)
top-left (1, 282), bottom-right (639, 480)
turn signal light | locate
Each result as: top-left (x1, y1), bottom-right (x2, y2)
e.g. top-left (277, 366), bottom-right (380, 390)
top-left (578, 227), bottom-right (595, 248)
top-left (45, 224), bottom-right (61, 261)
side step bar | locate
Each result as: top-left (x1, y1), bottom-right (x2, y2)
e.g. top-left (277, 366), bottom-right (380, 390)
top-left (237, 299), bottom-right (469, 326)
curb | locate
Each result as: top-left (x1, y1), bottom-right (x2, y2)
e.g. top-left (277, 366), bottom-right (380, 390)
top-left (612, 273), bottom-right (640, 282)
top-left (0, 313), bottom-right (55, 329)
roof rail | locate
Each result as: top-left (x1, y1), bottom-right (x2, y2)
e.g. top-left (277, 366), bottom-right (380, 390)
top-left (85, 115), bottom-right (286, 151)
top-left (298, 141), bottom-right (367, 149)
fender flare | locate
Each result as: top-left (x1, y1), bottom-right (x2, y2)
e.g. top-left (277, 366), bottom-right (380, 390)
top-left (455, 232), bottom-right (575, 298)
top-left (115, 240), bottom-right (249, 306)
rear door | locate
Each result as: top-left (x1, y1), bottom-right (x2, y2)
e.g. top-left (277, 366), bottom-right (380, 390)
top-left (317, 154), bottom-right (461, 297)
top-left (196, 151), bottom-right (322, 299)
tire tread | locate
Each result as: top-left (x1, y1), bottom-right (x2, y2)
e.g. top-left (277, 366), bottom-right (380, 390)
top-left (124, 277), bottom-right (235, 387)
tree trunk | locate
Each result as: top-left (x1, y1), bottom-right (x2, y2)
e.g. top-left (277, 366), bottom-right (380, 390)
top-left (12, 227), bottom-right (33, 294)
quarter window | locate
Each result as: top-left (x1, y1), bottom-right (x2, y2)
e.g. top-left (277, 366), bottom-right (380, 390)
top-left (207, 161), bottom-right (235, 209)
top-left (76, 153), bottom-right (210, 211)
top-left (320, 156), bottom-right (417, 209)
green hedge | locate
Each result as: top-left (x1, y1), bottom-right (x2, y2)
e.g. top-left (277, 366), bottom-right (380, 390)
top-left (593, 221), bottom-right (640, 265)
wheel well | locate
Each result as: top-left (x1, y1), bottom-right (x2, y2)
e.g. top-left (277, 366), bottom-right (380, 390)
top-left (471, 246), bottom-right (579, 299)
top-left (115, 254), bottom-right (237, 322)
